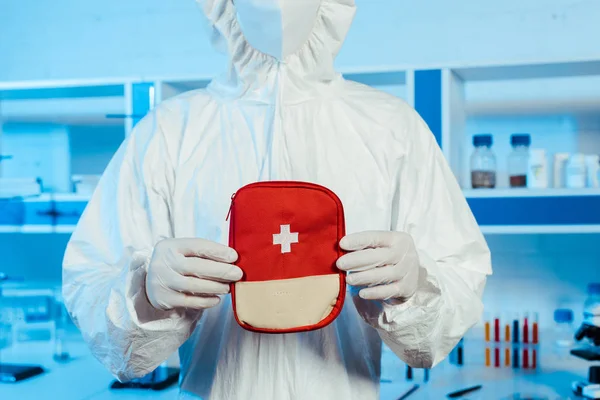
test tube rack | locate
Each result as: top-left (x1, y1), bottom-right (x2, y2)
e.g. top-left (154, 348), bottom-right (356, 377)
top-left (484, 312), bottom-right (539, 370)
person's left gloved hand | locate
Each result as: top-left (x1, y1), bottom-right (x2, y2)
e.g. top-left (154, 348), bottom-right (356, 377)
top-left (336, 231), bottom-right (420, 302)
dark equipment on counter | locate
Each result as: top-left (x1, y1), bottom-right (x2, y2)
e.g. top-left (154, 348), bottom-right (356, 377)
top-left (110, 366), bottom-right (179, 391)
top-left (449, 338), bottom-right (464, 366)
top-left (571, 347), bottom-right (600, 361)
top-left (571, 298), bottom-right (600, 399)
top-left (396, 383), bottom-right (420, 400)
top-left (446, 384), bottom-right (482, 398)
top-left (576, 324), bottom-right (600, 347)
top-left (590, 366), bottom-right (600, 384)
top-left (0, 364), bottom-right (45, 383)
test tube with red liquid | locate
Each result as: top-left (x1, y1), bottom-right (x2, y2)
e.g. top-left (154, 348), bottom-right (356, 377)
top-left (523, 312), bottom-right (530, 369)
top-left (494, 314), bottom-right (501, 368)
top-left (532, 312), bottom-right (539, 370)
top-left (484, 313), bottom-right (491, 367)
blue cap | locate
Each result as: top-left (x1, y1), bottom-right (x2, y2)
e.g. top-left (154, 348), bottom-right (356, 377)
top-left (588, 283), bottom-right (600, 295)
top-left (554, 309), bottom-right (574, 323)
top-left (473, 134), bottom-right (492, 147)
top-left (511, 134), bottom-right (531, 146)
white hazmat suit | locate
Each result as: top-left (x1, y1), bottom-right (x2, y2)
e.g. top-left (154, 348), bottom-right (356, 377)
top-left (63, 0), bottom-right (492, 399)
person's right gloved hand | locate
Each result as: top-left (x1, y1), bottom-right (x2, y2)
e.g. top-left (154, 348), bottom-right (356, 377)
top-left (145, 238), bottom-right (243, 311)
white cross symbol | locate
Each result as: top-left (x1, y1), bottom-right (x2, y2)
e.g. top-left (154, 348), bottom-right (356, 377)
top-left (273, 224), bottom-right (299, 254)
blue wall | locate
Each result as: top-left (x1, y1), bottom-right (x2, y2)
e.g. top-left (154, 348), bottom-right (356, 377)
top-left (1, 0), bottom-right (600, 82)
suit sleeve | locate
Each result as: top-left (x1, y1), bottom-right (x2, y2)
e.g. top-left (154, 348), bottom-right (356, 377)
top-left (354, 108), bottom-right (492, 368)
top-left (62, 110), bottom-right (197, 381)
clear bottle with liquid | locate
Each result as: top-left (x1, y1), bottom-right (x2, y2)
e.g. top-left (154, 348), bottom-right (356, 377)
top-left (52, 291), bottom-right (70, 362)
top-left (508, 134), bottom-right (531, 188)
top-left (553, 308), bottom-right (574, 358)
top-left (471, 134), bottom-right (496, 189)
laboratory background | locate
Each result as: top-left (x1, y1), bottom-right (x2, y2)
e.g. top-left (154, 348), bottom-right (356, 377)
top-left (1, 0), bottom-right (600, 399)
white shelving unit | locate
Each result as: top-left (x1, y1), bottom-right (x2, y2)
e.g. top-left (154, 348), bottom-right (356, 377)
top-left (442, 59), bottom-right (600, 188)
top-left (1, 61), bottom-right (599, 234)
top-left (465, 183), bottom-right (600, 234)
top-left (478, 224), bottom-right (600, 235)
top-left (154, 70), bottom-right (414, 105)
top-left (342, 69), bottom-right (413, 106)
top-left (439, 60), bottom-right (600, 235)
top-left (0, 80), bottom-right (133, 233)
top-left (0, 70), bottom-right (414, 234)
top-left (155, 78), bottom-right (211, 103)
top-left (0, 193), bottom-right (90, 233)
top-left (0, 80), bottom-right (130, 126)
top-left (463, 188), bottom-right (600, 198)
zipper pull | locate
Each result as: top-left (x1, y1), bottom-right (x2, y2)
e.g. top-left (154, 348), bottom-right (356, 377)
top-left (225, 192), bottom-right (236, 221)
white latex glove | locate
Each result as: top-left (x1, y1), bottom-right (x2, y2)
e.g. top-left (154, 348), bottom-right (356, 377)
top-left (336, 231), bottom-right (420, 302)
top-left (146, 238), bottom-right (243, 310)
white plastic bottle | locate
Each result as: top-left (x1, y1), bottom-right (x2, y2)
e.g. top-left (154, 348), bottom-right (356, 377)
top-left (566, 154), bottom-right (587, 189)
top-left (585, 155), bottom-right (599, 188)
top-left (553, 153), bottom-right (570, 188)
top-left (527, 149), bottom-right (548, 189)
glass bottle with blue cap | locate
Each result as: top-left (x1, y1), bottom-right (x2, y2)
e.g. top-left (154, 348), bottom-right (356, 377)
top-left (554, 308), bottom-right (574, 359)
top-left (508, 134), bottom-right (531, 188)
top-left (471, 134), bottom-right (497, 189)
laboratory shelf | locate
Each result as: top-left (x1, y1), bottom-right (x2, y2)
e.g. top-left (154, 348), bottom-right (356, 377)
top-left (0, 194), bottom-right (89, 234)
top-left (4, 191), bottom-right (599, 235)
top-left (444, 55), bottom-right (600, 235)
top-left (463, 188), bottom-right (600, 198)
top-left (479, 224), bottom-right (600, 234)
top-left (28, 193), bottom-right (91, 202)
top-left (2, 61), bottom-right (600, 235)
top-left (342, 70), bottom-right (412, 105)
top-left (17, 224), bottom-right (78, 234)
top-left (154, 69), bottom-right (413, 105)
top-left (0, 83), bottom-right (128, 125)
top-left (465, 189), bottom-right (600, 234)
top-left (156, 78), bottom-right (211, 102)
top-left (452, 59), bottom-right (600, 82)
top-left (440, 58), bottom-right (600, 196)
top-left (0, 225), bottom-right (78, 234)
top-left (463, 75), bottom-right (600, 116)
top-left (0, 226), bottom-right (24, 233)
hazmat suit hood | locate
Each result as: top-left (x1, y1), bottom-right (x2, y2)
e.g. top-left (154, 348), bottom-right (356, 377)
top-left (197, 0), bottom-right (357, 102)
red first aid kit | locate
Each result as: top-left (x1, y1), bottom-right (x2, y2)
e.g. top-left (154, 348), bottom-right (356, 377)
top-left (227, 181), bottom-right (346, 334)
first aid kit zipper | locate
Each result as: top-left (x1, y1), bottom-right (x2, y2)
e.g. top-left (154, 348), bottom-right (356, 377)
top-left (225, 181), bottom-right (345, 224)
top-left (225, 192), bottom-right (236, 221)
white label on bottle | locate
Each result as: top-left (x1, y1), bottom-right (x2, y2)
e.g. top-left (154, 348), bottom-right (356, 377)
top-left (528, 164), bottom-right (548, 188)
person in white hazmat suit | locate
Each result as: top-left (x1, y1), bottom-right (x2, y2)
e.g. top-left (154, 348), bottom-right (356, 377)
top-left (62, 0), bottom-right (492, 399)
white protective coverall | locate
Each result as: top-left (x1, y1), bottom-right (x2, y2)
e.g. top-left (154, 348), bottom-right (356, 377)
top-left (62, 0), bottom-right (492, 399)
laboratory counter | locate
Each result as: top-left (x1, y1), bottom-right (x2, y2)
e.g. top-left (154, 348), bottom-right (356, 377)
top-left (0, 340), bottom-right (592, 400)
